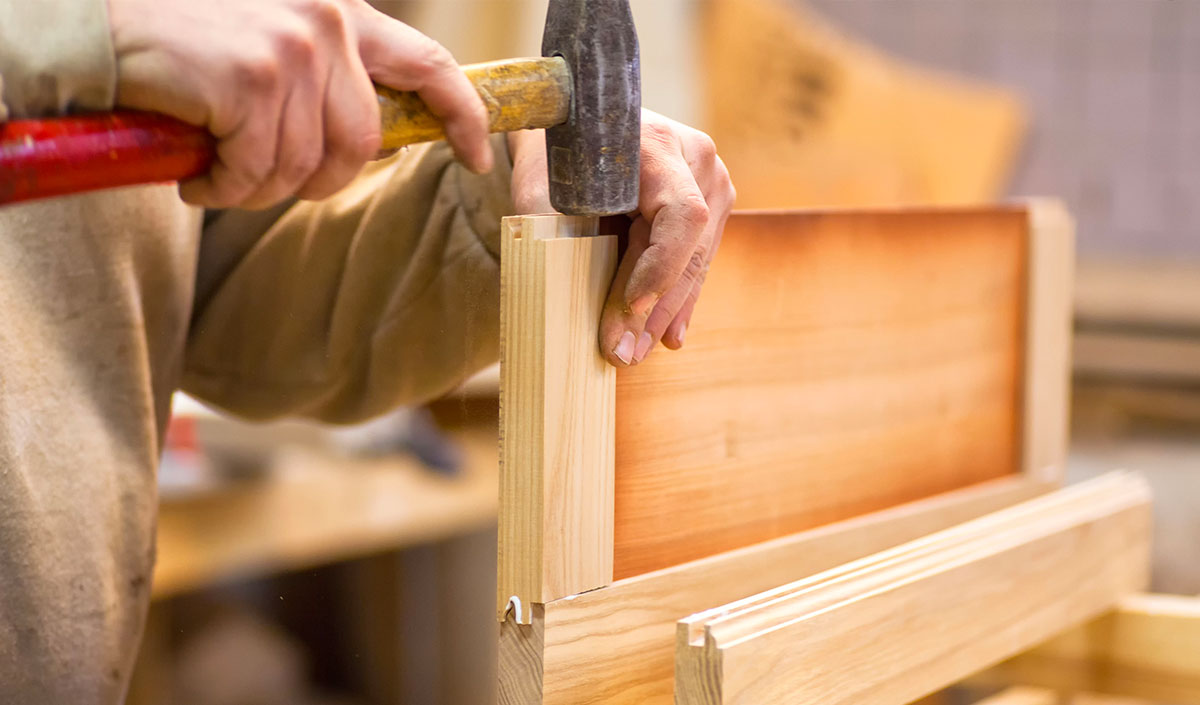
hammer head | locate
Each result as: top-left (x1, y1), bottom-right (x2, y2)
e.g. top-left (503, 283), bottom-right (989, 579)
top-left (542, 0), bottom-right (641, 217)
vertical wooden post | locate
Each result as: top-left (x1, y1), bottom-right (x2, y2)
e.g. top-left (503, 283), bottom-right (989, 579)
top-left (1020, 199), bottom-right (1075, 483)
top-left (498, 215), bottom-right (619, 623)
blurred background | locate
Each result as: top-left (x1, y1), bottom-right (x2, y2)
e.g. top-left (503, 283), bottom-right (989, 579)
top-left (132, 2), bottom-right (1200, 703)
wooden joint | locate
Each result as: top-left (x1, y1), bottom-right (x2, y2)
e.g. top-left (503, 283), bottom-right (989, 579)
top-left (498, 214), bottom-right (618, 621)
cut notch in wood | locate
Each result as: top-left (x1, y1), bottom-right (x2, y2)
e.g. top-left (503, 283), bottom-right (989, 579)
top-left (498, 214), bottom-right (618, 621)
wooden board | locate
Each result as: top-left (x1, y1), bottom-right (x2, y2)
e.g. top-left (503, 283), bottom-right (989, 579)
top-left (499, 476), bottom-right (1051, 705)
top-left (674, 473), bottom-right (1152, 705)
top-left (980, 593), bottom-right (1200, 705)
top-left (498, 215), bottom-right (618, 617)
top-left (702, 0), bottom-right (1026, 210)
top-left (613, 207), bottom-right (1031, 579)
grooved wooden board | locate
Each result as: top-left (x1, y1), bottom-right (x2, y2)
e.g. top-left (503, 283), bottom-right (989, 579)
top-left (613, 209), bottom-right (1030, 579)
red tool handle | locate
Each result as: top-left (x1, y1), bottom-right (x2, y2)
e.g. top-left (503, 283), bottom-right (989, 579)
top-left (0, 112), bottom-right (215, 206)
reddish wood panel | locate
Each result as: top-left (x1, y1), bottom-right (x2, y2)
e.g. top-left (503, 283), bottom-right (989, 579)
top-left (613, 208), bottom-right (1029, 579)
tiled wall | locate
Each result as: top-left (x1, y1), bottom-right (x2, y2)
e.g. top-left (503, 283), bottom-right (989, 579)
top-left (807, 0), bottom-right (1199, 256)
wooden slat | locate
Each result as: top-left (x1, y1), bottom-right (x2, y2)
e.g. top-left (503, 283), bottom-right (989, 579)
top-left (674, 473), bottom-right (1152, 705)
top-left (982, 594), bottom-right (1200, 705)
top-left (613, 207), bottom-right (1030, 579)
top-left (498, 215), bottom-right (618, 619)
top-left (1021, 200), bottom-right (1075, 481)
top-left (499, 476), bottom-right (1051, 705)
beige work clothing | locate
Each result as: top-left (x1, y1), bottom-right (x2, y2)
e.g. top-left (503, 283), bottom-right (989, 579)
top-left (0, 3), bottom-right (512, 702)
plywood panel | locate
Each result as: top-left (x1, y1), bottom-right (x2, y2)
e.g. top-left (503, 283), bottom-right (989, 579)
top-left (613, 208), bottom-right (1029, 579)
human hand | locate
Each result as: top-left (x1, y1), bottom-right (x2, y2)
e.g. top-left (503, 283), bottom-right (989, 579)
top-left (509, 109), bottom-right (736, 366)
top-left (108, 0), bottom-right (493, 209)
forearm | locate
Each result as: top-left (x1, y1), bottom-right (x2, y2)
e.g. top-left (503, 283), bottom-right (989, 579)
top-left (183, 134), bottom-right (514, 423)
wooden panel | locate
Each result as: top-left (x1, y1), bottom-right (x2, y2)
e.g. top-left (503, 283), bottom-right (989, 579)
top-left (499, 476), bottom-right (1051, 705)
top-left (982, 594), bottom-right (1200, 705)
top-left (674, 473), bottom-right (1152, 705)
top-left (613, 208), bottom-right (1030, 579)
top-left (498, 215), bottom-right (618, 619)
top-left (703, 0), bottom-right (1026, 210)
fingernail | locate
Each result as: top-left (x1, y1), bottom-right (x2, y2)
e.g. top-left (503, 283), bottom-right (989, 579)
top-left (633, 331), bottom-right (654, 363)
top-left (674, 322), bottom-right (687, 347)
top-left (613, 330), bottom-right (637, 365)
top-left (629, 292), bottom-right (660, 317)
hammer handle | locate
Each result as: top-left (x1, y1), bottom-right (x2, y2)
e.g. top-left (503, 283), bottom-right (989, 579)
top-left (0, 57), bottom-right (570, 206)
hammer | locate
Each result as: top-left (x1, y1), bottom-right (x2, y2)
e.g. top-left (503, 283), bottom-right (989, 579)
top-left (0, 0), bottom-right (640, 216)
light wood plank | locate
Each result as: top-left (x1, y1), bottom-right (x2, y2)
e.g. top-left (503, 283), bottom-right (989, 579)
top-left (498, 215), bottom-right (618, 619)
top-left (674, 473), bottom-right (1152, 705)
top-left (614, 207), bottom-right (1030, 579)
top-left (983, 594), bottom-right (1200, 705)
top-left (499, 476), bottom-right (1049, 705)
top-left (1021, 199), bottom-right (1075, 482)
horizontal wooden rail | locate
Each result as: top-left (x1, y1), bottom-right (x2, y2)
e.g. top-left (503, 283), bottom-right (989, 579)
top-left (674, 473), bottom-right (1151, 705)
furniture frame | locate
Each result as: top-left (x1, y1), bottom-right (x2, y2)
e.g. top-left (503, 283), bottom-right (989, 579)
top-left (494, 203), bottom-right (1172, 705)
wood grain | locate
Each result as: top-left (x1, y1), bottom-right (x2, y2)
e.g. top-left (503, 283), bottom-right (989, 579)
top-left (525, 477), bottom-right (1050, 705)
top-left (674, 473), bottom-right (1152, 705)
top-left (981, 593), bottom-right (1200, 705)
top-left (498, 215), bottom-right (618, 619)
top-left (613, 208), bottom-right (1030, 579)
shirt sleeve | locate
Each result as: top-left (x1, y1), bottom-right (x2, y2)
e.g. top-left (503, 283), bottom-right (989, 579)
top-left (0, 0), bottom-right (117, 121)
top-left (181, 135), bottom-right (515, 424)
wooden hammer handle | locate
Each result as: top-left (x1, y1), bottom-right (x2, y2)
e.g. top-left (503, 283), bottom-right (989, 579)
top-left (0, 57), bottom-right (570, 206)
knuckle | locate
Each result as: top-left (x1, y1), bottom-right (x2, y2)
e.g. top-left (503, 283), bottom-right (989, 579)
top-left (299, 0), bottom-right (345, 32)
top-left (683, 247), bottom-right (710, 283)
top-left (412, 37), bottom-right (455, 77)
top-left (678, 193), bottom-right (711, 228)
top-left (275, 25), bottom-right (317, 65)
top-left (692, 133), bottom-right (718, 162)
top-left (235, 52), bottom-right (280, 90)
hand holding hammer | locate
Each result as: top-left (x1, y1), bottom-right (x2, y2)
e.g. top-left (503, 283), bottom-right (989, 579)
top-left (0, 0), bottom-right (735, 367)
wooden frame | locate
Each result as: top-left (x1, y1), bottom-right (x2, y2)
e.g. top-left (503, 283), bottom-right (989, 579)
top-left (673, 472), bottom-right (1151, 705)
top-left (498, 202), bottom-right (1076, 704)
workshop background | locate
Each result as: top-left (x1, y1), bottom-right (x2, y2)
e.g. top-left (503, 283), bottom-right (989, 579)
top-left (130, 2), bottom-right (1200, 704)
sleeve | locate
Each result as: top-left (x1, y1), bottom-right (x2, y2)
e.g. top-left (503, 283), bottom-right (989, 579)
top-left (0, 0), bottom-right (117, 121)
top-left (181, 134), bottom-right (515, 424)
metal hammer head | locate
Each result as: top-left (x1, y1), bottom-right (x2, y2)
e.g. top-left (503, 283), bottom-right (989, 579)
top-left (542, 0), bottom-right (641, 217)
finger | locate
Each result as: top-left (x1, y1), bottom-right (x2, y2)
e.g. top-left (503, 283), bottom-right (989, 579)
top-left (355, 13), bottom-right (492, 173)
top-left (180, 56), bottom-right (285, 207)
top-left (663, 280), bottom-right (702, 350)
top-left (622, 124), bottom-right (709, 317)
top-left (599, 217), bottom-right (651, 367)
top-left (180, 109), bottom-right (280, 208)
top-left (638, 161), bottom-right (734, 358)
top-left (297, 52), bottom-right (381, 200)
top-left (239, 85), bottom-right (323, 209)
top-left (509, 129), bottom-right (551, 213)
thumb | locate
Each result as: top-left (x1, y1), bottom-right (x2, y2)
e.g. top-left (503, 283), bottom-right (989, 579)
top-left (509, 130), bottom-right (553, 214)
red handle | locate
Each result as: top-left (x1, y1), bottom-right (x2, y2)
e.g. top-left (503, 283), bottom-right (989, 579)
top-left (0, 112), bottom-right (215, 206)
